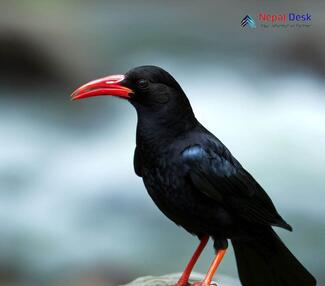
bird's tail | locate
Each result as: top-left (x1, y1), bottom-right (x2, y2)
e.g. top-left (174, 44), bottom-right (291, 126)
top-left (231, 229), bottom-right (316, 286)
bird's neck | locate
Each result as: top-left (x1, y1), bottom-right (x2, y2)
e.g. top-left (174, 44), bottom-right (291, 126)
top-left (135, 108), bottom-right (198, 154)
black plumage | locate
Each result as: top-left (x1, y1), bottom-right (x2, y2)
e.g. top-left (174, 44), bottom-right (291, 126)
top-left (72, 65), bottom-right (316, 286)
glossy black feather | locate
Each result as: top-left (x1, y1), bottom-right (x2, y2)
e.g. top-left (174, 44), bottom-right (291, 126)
top-left (133, 146), bottom-right (143, 177)
top-left (181, 142), bottom-right (292, 231)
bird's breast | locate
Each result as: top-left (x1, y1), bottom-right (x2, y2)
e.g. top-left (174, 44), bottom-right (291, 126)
top-left (141, 152), bottom-right (188, 209)
top-left (140, 153), bottom-right (233, 236)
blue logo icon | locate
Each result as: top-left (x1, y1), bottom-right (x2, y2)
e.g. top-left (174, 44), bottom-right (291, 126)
top-left (241, 15), bottom-right (256, 28)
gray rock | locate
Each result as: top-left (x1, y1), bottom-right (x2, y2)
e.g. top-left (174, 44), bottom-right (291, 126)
top-left (120, 273), bottom-right (240, 286)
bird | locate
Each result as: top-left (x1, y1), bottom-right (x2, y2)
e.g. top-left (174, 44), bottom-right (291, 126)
top-left (71, 65), bottom-right (316, 286)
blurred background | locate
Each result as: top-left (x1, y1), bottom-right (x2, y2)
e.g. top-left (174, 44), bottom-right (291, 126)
top-left (0, 1), bottom-right (324, 285)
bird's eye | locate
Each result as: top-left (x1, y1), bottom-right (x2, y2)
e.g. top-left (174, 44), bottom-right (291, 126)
top-left (137, 79), bottom-right (149, 89)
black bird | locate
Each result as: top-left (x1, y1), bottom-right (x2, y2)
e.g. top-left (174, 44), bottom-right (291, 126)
top-left (71, 66), bottom-right (316, 286)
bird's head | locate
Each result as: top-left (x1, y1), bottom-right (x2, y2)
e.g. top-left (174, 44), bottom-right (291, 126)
top-left (71, 65), bottom-right (194, 116)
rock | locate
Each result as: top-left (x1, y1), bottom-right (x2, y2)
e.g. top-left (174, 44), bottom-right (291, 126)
top-left (120, 273), bottom-right (240, 286)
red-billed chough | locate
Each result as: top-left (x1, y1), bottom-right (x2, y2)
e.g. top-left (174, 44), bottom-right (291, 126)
top-left (71, 65), bottom-right (316, 286)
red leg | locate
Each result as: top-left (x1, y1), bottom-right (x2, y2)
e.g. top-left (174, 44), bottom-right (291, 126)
top-left (174, 236), bottom-right (209, 286)
top-left (192, 249), bottom-right (227, 286)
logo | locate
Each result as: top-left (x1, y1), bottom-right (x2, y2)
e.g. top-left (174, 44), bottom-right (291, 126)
top-left (241, 13), bottom-right (312, 29)
top-left (241, 15), bottom-right (256, 28)
top-left (258, 12), bottom-right (312, 23)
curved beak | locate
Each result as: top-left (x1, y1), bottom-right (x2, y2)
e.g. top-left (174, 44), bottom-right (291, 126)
top-left (71, 74), bottom-right (133, 101)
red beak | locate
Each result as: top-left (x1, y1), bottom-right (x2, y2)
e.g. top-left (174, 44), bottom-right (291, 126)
top-left (71, 74), bottom-right (133, 101)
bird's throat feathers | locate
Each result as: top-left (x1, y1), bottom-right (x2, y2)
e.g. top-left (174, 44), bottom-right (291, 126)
top-left (135, 105), bottom-right (198, 151)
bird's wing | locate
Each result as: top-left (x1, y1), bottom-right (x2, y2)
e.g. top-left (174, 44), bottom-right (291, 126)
top-left (134, 146), bottom-right (143, 177)
top-left (181, 144), bottom-right (292, 230)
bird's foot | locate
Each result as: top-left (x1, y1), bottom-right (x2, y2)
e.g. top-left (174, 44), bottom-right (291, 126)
top-left (172, 281), bottom-right (190, 286)
top-left (191, 281), bottom-right (215, 286)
